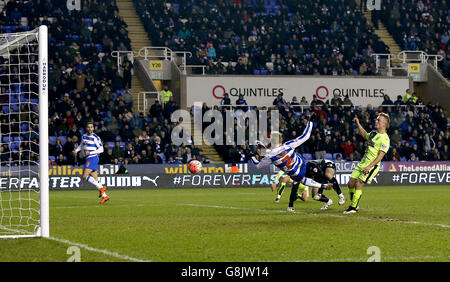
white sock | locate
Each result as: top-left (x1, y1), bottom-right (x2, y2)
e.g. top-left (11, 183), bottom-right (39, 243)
top-left (86, 175), bottom-right (103, 189)
top-left (301, 177), bottom-right (322, 189)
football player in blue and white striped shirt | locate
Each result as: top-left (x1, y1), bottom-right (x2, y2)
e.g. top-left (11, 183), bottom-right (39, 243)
top-left (74, 122), bottom-right (109, 204)
top-left (251, 121), bottom-right (332, 212)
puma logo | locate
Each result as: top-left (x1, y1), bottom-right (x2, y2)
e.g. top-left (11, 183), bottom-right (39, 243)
top-left (143, 176), bottom-right (159, 187)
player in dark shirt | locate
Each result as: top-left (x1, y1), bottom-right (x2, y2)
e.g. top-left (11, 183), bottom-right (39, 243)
top-left (300, 159), bottom-right (345, 210)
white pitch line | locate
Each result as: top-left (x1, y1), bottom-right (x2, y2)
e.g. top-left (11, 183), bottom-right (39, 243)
top-left (179, 203), bottom-right (450, 229)
top-left (47, 236), bottom-right (150, 262)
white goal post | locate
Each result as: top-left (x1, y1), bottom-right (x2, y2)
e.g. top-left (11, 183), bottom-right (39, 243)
top-left (0, 25), bottom-right (49, 238)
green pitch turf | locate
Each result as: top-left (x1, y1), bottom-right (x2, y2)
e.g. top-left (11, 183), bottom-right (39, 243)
top-left (1, 185), bottom-right (449, 262)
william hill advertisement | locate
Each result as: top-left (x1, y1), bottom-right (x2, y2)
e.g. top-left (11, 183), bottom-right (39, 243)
top-left (0, 162), bottom-right (448, 190)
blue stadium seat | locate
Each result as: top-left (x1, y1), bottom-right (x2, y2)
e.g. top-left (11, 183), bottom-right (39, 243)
top-left (49, 136), bottom-right (56, 145)
top-left (3, 26), bottom-right (13, 33)
top-left (49, 156), bottom-right (56, 162)
top-left (333, 153), bottom-right (342, 160)
top-left (21, 124), bottom-right (29, 132)
top-left (84, 18), bottom-right (93, 27)
top-left (2, 136), bottom-right (11, 143)
top-left (10, 141), bottom-right (20, 151)
top-left (302, 153), bottom-right (313, 160)
top-left (10, 95), bottom-right (19, 103)
top-left (253, 69), bottom-right (260, 75)
top-left (58, 136), bottom-right (67, 145)
top-left (106, 142), bottom-right (115, 148)
top-left (19, 94), bottom-right (26, 103)
top-left (325, 153), bottom-right (333, 160)
top-left (95, 44), bottom-right (103, 52)
top-left (10, 104), bottom-right (19, 112)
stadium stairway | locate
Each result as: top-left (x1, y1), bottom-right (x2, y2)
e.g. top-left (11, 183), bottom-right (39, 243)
top-left (190, 120), bottom-right (224, 163)
top-left (359, 3), bottom-right (403, 66)
top-left (116, 0), bottom-right (151, 112)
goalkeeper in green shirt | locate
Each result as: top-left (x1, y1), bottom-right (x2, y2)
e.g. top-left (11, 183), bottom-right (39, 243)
top-left (344, 113), bottom-right (390, 214)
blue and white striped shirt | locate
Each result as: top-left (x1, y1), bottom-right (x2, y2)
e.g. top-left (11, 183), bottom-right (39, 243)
top-left (252, 121), bottom-right (312, 179)
top-left (75, 133), bottom-right (104, 159)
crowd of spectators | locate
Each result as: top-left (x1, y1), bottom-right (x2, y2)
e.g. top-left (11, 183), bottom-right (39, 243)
top-left (213, 92), bottom-right (449, 163)
top-left (134, 0), bottom-right (389, 76)
top-left (0, 0), bottom-right (449, 167)
top-left (379, 0), bottom-right (450, 78)
top-left (0, 0), bottom-right (201, 167)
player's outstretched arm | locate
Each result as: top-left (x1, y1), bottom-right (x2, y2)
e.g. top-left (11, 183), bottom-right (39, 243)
top-left (251, 154), bottom-right (272, 169)
top-left (354, 117), bottom-right (368, 139)
top-left (285, 121), bottom-right (313, 149)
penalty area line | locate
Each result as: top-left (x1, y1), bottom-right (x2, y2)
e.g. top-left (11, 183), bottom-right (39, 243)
top-left (179, 203), bottom-right (450, 229)
top-left (46, 236), bottom-right (150, 262)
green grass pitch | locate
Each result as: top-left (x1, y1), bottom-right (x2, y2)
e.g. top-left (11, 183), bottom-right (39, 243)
top-left (1, 185), bottom-right (449, 262)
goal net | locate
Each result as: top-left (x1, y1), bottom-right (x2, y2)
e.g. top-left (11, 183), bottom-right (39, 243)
top-left (0, 26), bottom-right (49, 238)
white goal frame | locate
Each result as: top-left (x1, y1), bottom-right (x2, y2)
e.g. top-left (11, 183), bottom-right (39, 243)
top-left (0, 25), bottom-right (49, 238)
top-left (38, 25), bottom-right (49, 238)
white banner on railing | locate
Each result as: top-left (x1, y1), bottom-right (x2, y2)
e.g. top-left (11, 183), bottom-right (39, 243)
top-left (186, 76), bottom-right (410, 107)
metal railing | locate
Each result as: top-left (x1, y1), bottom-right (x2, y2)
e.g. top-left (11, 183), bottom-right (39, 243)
top-left (113, 46), bottom-right (207, 75)
top-left (137, 91), bottom-right (161, 113)
top-left (111, 50), bottom-right (138, 75)
top-left (373, 51), bottom-right (444, 76)
top-left (138, 46), bottom-right (172, 61)
top-left (212, 103), bottom-right (425, 112)
top-left (182, 65), bottom-right (207, 75)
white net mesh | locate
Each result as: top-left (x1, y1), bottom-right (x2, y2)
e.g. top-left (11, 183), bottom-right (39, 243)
top-left (0, 29), bottom-right (41, 237)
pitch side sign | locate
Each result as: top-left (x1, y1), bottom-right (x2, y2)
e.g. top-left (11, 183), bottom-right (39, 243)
top-left (186, 76), bottom-right (410, 107)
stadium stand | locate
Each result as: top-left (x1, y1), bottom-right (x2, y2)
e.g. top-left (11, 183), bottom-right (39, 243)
top-left (0, 0), bottom-right (448, 167)
top-left (212, 96), bottom-right (449, 163)
top-left (379, 0), bottom-right (450, 78)
top-left (133, 0), bottom-right (390, 75)
top-left (0, 0), bottom-right (204, 166)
